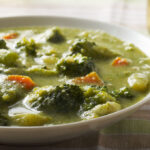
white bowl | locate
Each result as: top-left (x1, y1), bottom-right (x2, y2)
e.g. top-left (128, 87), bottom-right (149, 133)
top-left (0, 16), bottom-right (150, 145)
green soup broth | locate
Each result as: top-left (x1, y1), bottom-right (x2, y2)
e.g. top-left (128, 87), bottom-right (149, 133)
top-left (0, 26), bottom-right (149, 126)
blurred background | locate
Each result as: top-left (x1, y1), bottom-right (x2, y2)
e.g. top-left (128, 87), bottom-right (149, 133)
top-left (0, 0), bottom-right (148, 34)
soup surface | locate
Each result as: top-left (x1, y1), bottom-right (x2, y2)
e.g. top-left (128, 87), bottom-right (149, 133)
top-left (0, 27), bottom-right (149, 126)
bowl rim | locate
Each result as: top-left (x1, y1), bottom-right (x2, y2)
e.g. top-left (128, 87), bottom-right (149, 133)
top-left (0, 15), bottom-right (150, 129)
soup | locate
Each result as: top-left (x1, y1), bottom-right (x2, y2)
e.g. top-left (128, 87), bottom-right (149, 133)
top-left (0, 27), bottom-right (149, 126)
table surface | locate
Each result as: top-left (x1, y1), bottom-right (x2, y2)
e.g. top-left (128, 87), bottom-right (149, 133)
top-left (0, 0), bottom-right (150, 149)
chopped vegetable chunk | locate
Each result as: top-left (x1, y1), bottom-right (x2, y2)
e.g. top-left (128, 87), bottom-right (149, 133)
top-left (26, 66), bottom-right (58, 76)
top-left (25, 84), bottom-right (84, 113)
top-left (56, 53), bottom-right (95, 76)
top-left (112, 57), bottom-right (129, 66)
top-left (3, 33), bottom-right (19, 40)
top-left (11, 113), bottom-right (52, 126)
top-left (111, 87), bottom-right (133, 99)
top-left (0, 80), bottom-right (26, 104)
top-left (70, 39), bottom-right (119, 58)
top-left (81, 102), bottom-right (121, 119)
top-left (82, 86), bottom-right (116, 111)
top-left (0, 49), bottom-right (18, 66)
top-left (128, 73), bottom-right (149, 92)
top-left (0, 39), bottom-right (7, 49)
top-left (7, 75), bottom-right (35, 90)
top-left (47, 27), bottom-right (65, 43)
top-left (16, 38), bottom-right (38, 56)
top-left (70, 39), bottom-right (95, 56)
top-left (73, 72), bottom-right (104, 86)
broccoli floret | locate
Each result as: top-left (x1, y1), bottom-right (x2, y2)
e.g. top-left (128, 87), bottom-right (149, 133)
top-left (16, 38), bottom-right (38, 56)
top-left (111, 87), bottom-right (133, 99)
top-left (47, 27), bottom-right (65, 43)
top-left (0, 113), bottom-right (9, 126)
top-left (90, 85), bottom-right (108, 92)
top-left (25, 84), bottom-right (84, 113)
top-left (82, 86), bottom-right (116, 111)
top-left (0, 39), bottom-right (7, 49)
top-left (0, 49), bottom-right (18, 66)
top-left (70, 39), bottom-right (119, 58)
top-left (70, 39), bottom-right (95, 56)
top-left (56, 53), bottom-right (95, 76)
top-left (0, 80), bottom-right (27, 104)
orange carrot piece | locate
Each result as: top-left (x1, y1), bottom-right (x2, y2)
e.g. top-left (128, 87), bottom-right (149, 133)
top-left (7, 75), bottom-right (35, 90)
top-left (73, 72), bottom-right (104, 86)
top-left (112, 57), bottom-right (128, 66)
top-left (3, 33), bottom-right (19, 40)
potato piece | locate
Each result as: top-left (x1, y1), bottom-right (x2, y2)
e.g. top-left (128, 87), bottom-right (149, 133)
top-left (92, 102), bottom-right (121, 116)
top-left (81, 102), bottom-right (121, 119)
top-left (11, 113), bottom-right (52, 126)
top-left (42, 55), bottom-right (58, 65)
top-left (128, 73), bottom-right (149, 92)
top-left (26, 65), bottom-right (58, 76)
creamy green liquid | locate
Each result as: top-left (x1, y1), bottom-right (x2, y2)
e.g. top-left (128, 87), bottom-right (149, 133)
top-left (0, 26), bottom-right (149, 126)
